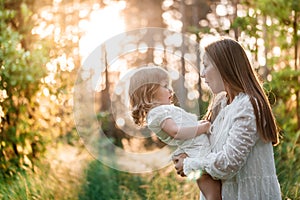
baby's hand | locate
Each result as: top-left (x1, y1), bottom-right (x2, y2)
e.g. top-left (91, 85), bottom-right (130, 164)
top-left (198, 120), bottom-right (211, 132)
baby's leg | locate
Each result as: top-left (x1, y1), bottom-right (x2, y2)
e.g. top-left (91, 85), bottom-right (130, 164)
top-left (196, 173), bottom-right (222, 200)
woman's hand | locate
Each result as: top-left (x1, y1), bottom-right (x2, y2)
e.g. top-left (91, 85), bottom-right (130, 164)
top-left (172, 153), bottom-right (188, 177)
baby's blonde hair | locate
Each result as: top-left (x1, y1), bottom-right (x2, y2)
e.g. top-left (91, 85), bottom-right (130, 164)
top-left (129, 66), bottom-right (169, 126)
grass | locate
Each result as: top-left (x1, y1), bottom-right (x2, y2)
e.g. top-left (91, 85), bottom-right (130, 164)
top-left (78, 160), bottom-right (199, 200)
top-left (0, 143), bottom-right (88, 200)
top-left (0, 163), bottom-right (82, 200)
top-left (0, 144), bottom-right (200, 200)
top-left (1, 138), bottom-right (300, 200)
top-left (275, 130), bottom-right (300, 199)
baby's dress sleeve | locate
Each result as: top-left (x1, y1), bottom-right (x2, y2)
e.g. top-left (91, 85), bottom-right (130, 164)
top-left (183, 96), bottom-right (259, 179)
top-left (147, 105), bottom-right (173, 141)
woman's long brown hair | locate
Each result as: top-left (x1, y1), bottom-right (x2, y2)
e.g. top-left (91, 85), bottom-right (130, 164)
top-left (204, 38), bottom-right (279, 145)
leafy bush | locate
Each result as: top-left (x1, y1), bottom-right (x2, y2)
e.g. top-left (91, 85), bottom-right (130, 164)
top-left (0, 3), bottom-right (48, 177)
top-left (268, 68), bottom-right (300, 199)
top-left (275, 131), bottom-right (300, 199)
top-left (78, 160), bottom-right (147, 200)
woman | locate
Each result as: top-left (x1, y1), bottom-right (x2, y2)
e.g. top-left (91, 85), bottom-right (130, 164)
top-left (173, 37), bottom-right (281, 200)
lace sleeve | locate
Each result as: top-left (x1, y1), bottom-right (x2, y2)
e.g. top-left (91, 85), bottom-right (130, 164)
top-left (183, 95), bottom-right (260, 179)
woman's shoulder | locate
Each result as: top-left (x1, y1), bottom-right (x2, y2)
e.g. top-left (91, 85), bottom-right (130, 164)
top-left (234, 92), bottom-right (251, 103)
top-left (230, 92), bottom-right (254, 112)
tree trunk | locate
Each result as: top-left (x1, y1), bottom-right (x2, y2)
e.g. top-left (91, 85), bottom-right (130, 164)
top-left (293, 11), bottom-right (300, 130)
top-left (100, 46), bottom-right (111, 112)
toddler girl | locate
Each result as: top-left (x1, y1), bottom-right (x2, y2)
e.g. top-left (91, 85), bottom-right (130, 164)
top-left (128, 66), bottom-right (221, 200)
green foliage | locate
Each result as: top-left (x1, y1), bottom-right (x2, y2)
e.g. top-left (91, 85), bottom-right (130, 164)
top-left (266, 68), bottom-right (300, 131)
top-left (232, 15), bottom-right (260, 39)
top-left (78, 161), bottom-right (200, 200)
top-left (0, 2), bottom-right (48, 177)
top-left (78, 160), bottom-right (147, 200)
top-left (274, 130), bottom-right (300, 199)
top-left (268, 68), bottom-right (300, 199)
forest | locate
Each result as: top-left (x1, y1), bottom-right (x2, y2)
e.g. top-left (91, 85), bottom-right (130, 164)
top-left (0, 0), bottom-right (300, 199)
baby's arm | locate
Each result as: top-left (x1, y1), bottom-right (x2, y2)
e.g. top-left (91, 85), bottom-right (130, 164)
top-left (161, 118), bottom-right (210, 140)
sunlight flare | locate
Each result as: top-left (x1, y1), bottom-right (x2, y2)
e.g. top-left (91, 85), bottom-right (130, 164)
top-left (79, 2), bottom-right (126, 62)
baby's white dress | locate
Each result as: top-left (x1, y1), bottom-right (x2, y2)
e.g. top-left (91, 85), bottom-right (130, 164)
top-left (147, 104), bottom-right (210, 160)
top-left (183, 93), bottom-right (281, 200)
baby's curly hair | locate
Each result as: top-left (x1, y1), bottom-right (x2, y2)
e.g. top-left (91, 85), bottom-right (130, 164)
top-left (128, 66), bottom-right (169, 126)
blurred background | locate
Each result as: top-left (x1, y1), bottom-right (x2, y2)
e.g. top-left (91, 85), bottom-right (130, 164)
top-left (0, 0), bottom-right (299, 199)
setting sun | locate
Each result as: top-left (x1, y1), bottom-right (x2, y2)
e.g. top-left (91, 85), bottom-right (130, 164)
top-left (78, 2), bottom-right (126, 62)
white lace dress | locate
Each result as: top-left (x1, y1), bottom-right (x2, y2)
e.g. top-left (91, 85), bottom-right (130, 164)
top-left (147, 105), bottom-right (210, 160)
top-left (183, 93), bottom-right (281, 200)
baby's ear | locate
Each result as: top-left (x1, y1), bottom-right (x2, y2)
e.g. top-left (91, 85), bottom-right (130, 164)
top-left (172, 94), bottom-right (180, 107)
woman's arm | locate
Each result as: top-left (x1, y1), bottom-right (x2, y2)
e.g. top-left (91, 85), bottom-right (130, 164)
top-left (182, 96), bottom-right (260, 179)
top-left (161, 118), bottom-right (210, 140)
